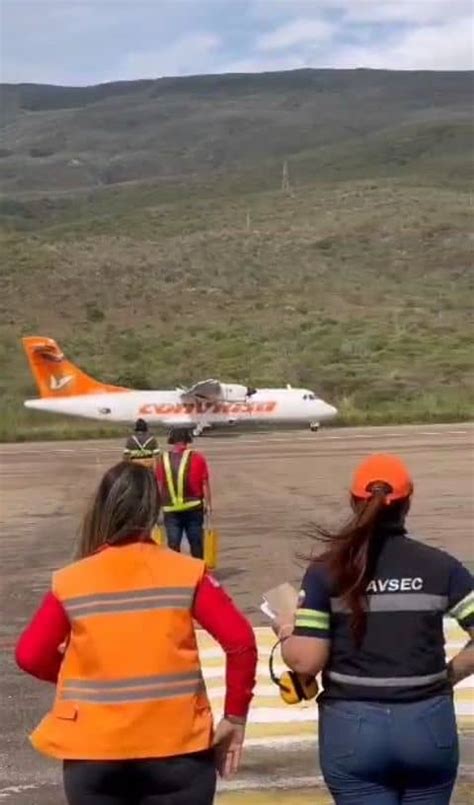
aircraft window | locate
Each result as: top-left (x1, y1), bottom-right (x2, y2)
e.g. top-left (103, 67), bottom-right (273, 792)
top-left (303, 393), bottom-right (316, 401)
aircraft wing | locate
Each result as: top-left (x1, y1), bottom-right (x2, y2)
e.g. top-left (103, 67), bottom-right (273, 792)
top-left (180, 379), bottom-right (223, 402)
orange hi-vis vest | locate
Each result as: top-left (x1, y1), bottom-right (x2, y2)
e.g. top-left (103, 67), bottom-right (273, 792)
top-left (30, 542), bottom-right (213, 761)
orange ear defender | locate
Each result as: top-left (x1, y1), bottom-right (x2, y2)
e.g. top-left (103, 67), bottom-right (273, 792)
top-left (269, 640), bottom-right (318, 705)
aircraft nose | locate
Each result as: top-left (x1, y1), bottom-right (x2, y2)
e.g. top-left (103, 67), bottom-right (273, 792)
top-left (325, 403), bottom-right (338, 419)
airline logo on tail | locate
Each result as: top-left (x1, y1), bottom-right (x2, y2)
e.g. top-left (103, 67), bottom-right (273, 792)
top-left (49, 374), bottom-right (74, 392)
top-left (22, 336), bottom-right (127, 398)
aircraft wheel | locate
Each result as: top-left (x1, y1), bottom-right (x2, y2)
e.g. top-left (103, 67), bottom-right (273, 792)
top-left (309, 422), bottom-right (320, 433)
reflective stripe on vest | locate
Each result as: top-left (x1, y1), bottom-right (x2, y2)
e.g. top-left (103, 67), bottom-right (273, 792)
top-left (124, 435), bottom-right (157, 459)
top-left (450, 590), bottom-right (474, 624)
top-left (330, 593), bottom-right (448, 613)
top-left (61, 670), bottom-right (205, 704)
top-left (64, 586), bottom-right (194, 619)
top-left (327, 670), bottom-right (448, 688)
top-left (162, 450), bottom-right (202, 512)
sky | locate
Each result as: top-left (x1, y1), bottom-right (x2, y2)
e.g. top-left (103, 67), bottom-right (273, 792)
top-left (2, 0), bottom-right (473, 85)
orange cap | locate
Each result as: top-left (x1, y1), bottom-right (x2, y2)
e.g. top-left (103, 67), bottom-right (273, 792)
top-left (351, 454), bottom-right (413, 503)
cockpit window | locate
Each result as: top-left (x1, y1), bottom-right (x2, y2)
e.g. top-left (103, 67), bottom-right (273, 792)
top-left (303, 393), bottom-right (317, 401)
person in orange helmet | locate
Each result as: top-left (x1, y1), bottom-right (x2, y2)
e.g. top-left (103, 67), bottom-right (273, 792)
top-left (274, 454), bottom-right (473, 805)
top-left (15, 462), bottom-right (257, 805)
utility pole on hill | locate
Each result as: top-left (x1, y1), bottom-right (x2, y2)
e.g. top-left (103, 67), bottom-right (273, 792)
top-left (281, 160), bottom-right (291, 194)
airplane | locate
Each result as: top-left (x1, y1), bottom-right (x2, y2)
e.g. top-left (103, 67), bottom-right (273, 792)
top-left (22, 336), bottom-right (338, 434)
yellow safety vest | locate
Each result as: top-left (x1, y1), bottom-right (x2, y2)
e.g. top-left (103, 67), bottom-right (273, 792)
top-left (162, 450), bottom-right (202, 513)
top-left (124, 435), bottom-right (158, 459)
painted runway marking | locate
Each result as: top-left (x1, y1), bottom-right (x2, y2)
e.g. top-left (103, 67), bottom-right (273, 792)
top-left (219, 775), bottom-right (326, 792)
top-left (198, 623), bottom-right (473, 747)
top-left (1, 424), bottom-right (472, 457)
top-left (0, 785), bottom-right (38, 800)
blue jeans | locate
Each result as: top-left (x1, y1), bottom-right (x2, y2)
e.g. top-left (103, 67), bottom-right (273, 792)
top-left (319, 696), bottom-right (459, 804)
top-left (164, 509), bottom-right (204, 559)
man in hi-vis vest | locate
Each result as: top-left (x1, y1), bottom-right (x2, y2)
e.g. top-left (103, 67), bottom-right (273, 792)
top-left (156, 428), bottom-right (211, 559)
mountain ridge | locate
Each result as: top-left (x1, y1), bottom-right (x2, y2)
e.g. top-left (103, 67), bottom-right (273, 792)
top-left (1, 68), bottom-right (472, 195)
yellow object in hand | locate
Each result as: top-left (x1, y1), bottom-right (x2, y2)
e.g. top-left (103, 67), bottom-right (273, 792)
top-left (204, 527), bottom-right (219, 570)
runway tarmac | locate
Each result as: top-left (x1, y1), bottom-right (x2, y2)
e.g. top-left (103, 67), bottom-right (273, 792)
top-left (1, 423), bottom-right (473, 803)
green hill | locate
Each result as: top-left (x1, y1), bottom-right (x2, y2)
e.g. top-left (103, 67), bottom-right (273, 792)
top-left (0, 69), bottom-right (472, 440)
top-left (1, 68), bottom-right (472, 194)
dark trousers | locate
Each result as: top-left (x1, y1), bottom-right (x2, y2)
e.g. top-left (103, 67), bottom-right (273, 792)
top-left (63, 750), bottom-right (216, 805)
top-left (319, 696), bottom-right (459, 804)
top-left (164, 508), bottom-right (204, 559)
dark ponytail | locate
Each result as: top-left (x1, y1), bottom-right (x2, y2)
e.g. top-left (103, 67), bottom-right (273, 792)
top-left (310, 485), bottom-right (406, 644)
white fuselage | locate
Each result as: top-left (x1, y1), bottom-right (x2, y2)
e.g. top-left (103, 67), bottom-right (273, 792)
top-left (25, 388), bottom-right (337, 429)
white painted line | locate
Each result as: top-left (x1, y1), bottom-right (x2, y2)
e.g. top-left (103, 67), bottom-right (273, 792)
top-left (244, 708), bottom-right (319, 723)
top-left (206, 684), bottom-right (287, 699)
top-left (219, 774), bottom-right (326, 792)
top-left (0, 785), bottom-right (39, 800)
top-left (204, 664), bottom-right (290, 680)
top-left (457, 677), bottom-right (474, 691)
top-left (200, 641), bottom-right (467, 661)
top-left (244, 735), bottom-right (315, 748)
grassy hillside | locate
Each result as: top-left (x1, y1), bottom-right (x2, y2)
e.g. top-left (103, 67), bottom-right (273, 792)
top-left (0, 69), bottom-right (473, 440)
top-left (1, 69), bottom-right (472, 194)
top-left (1, 176), bottom-right (473, 440)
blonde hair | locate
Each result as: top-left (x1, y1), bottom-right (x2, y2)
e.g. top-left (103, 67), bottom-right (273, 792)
top-left (78, 461), bottom-right (159, 558)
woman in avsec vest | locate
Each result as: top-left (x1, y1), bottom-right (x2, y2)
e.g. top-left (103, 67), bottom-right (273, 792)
top-left (16, 462), bottom-right (257, 805)
top-left (275, 454), bottom-right (473, 805)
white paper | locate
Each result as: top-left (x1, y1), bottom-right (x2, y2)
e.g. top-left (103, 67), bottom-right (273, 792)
top-left (260, 598), bottom-right (277, 621)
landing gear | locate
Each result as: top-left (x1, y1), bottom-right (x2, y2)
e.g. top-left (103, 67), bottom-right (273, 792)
top-left (193, 422), bottom-right (211, 437)
top-left (309, 422), bottom-right (320, 433)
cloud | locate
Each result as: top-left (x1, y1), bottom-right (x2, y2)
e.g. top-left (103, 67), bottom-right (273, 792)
top-left (326, 17), bottom-right (474, 70)
top-left (253, 0), bottom-right (473, 25)
top-left (333, 0), bottom-right (472, 24)
top-left (1, 0), bottom-right (473, 84)
top-left (258, 18), bottom-right (335, 52)
top-left (113, 33), bottom-right (221, 81)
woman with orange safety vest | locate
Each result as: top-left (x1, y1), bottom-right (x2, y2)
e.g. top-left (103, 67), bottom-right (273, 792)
top-left (16, 462), bottom-right (257, 805)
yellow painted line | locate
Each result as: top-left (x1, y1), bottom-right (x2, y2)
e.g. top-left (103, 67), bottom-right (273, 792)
top-left (217, 781), bottom-right (474, 803)
top-left (198, 622), bottom-right (466, 647)
top-left (217, 792), bottom-right (331, 804)
top-left (203, 646), bottom-right (472, 665)
top-left (245, 722), bottom-right (317, 740)
top-left (210, 697), bottom-right (317, 710)
top-left (454, 690), bottom-right (474, 703)
top-left (245, 717), bottom-right (473, 741)
top-left (199, 624), bottom-right (472, 747)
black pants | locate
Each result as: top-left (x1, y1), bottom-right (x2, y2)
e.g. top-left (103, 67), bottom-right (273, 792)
top-left (63, 750), bottom-right (216, 805)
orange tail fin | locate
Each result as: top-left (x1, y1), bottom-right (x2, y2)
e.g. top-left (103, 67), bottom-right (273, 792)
top-left (22, 336), bottom-right (127, 398)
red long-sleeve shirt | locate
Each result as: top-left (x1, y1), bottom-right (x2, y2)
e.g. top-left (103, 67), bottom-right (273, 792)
top-left (16, 574), bottom-right (257, 719)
